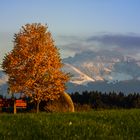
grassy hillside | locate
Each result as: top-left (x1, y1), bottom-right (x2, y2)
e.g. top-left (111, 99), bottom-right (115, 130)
top-left (0, 109), bottom-right (140, 140)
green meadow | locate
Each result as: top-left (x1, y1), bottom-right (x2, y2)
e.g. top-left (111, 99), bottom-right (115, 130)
top-left (0, 109), bottom-right (140, 140)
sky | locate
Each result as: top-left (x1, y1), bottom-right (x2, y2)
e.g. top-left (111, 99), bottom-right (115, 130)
top-left (0, 0), bottom-right (140, 63)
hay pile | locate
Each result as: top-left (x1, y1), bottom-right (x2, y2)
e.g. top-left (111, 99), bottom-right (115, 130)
top-left (45, 92), bottom-right (74, 112)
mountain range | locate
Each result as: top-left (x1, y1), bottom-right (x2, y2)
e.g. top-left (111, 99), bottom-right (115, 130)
top-left (1, 50), bottom-right (140, 96)
top-left (63, 50), bottom-right (140, 94)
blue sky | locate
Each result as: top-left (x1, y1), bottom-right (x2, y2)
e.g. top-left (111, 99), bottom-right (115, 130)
top-left (0, 0), bottom-right (140, 62)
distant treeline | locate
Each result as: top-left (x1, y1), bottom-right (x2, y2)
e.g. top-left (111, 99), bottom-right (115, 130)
top-left (70, 91), bottom-right (140, 109)
top-left (0, 91), bottom-right (140, 112)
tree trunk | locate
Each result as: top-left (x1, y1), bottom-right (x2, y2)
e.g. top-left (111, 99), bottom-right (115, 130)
top-left (36, 101), bottom-right (40, 113)
top-left (14, 99), bottom-right (17, 114)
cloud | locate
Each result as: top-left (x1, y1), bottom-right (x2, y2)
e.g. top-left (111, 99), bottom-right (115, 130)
top-left (87, 34), bottom-right (140, 49)
top-left (56, 33), bottom-right (140, 59)
top-left (56, 35), bottom-right (101, 54)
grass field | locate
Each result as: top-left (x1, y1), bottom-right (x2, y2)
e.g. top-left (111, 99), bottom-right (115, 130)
top-left (0, 109), bottom-right (140, 140)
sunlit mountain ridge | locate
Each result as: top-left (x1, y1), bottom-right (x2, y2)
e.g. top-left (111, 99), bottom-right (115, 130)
top-left (63, 50), bottom-right (140, 83)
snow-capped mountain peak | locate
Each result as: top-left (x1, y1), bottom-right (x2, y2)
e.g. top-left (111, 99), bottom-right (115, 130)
top-left (63, 50), bottom-right (140, 84)
top-left (63, 63), bottom-right (95, 85)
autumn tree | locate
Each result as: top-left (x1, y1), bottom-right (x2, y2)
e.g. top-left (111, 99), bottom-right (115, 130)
top-left (2, 23), bottom-right (69, 113)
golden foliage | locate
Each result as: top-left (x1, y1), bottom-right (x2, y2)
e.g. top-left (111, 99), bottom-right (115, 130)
top-left (2, 23), bottom-right (69, 104)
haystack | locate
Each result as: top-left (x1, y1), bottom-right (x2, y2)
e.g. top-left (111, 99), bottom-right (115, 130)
top-left (45, 92), bottom-right (74, 112)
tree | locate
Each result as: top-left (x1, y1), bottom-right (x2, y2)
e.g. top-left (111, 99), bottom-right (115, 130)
top-left (2, 23), bottom-right (69, 113)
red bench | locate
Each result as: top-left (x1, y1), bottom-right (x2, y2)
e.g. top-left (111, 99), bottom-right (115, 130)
top-left (0, 99), bottom-right (27, 109)
top-left (16, 100), bottom-right (27, 108)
